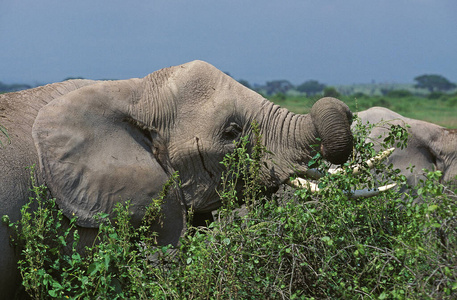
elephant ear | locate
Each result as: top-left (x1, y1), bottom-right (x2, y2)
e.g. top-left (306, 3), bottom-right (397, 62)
top-left (32, 81), bottom-right (186, 244)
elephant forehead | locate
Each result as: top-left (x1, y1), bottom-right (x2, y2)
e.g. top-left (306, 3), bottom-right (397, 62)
top-left (176, 99), bottom-right (235, 124)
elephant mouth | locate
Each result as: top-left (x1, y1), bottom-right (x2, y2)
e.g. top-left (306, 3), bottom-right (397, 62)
top-left (180, 175), bottom-right (224, 213)
top-left (320, 141), bottom-right (353, 165)
top-left (196, 202), bottom-right (221, 213)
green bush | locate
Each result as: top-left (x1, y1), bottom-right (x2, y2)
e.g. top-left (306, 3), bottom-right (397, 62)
top-left (270, 92), bottom-right (286, 102)
top-left (7, 119), bottom-right (457, 299)
top-left (387, 90), bottom-right (413, 98)
top-left (447, 97), bottom-right (457, 108)
top-left (428, 91), bottom-right (447, 100)
top-left (323, 87), bottom-right (341, 98)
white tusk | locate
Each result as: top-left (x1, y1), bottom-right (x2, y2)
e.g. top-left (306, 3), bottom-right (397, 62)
top-left (287, 177), bottom-right (320, 192)
top-left (376, 183), bottom-right (397, 192)
top-left (287, 177), bottom-right (397, 199)
top-left (358, 147), bottom-right (395, 171)
top-left (346, 183), bottom-right (397, 199)
top-left (329, 148), bottom-right (395, 175)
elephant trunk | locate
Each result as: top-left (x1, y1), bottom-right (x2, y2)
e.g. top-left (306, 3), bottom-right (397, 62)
top-left (310, 97), bottom-right (353, 165)
top-left (249, 97), bottom-right (353, 187)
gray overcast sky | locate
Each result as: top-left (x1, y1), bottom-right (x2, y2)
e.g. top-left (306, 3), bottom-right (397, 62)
top-left (1, 0), bottom-right (456, 86)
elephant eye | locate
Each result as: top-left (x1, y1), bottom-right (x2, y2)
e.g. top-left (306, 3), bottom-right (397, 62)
top-left (223, 122), bottom-right (242, 141)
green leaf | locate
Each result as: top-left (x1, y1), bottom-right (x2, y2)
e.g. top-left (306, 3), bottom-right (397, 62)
top-left (431, 222), bottom-right (441, 228)
top-left (427, 205), bottom-right (438, 212)
top-left (48, 290), bottom-right (58, 297)
top-left (321, 236), bottom-right (333, 246)
top-left (105, 254), bottom-right (111, 268)
top-left (52, 281), bottom-right (63, 289)
top-left (72, 253), bottom-right (81, 261)
top-left (88, 263), bottom-right (98, 276)
top-left (358, 245), bottom-right (365, 255)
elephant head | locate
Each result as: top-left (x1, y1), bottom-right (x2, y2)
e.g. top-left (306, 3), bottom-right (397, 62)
top-left (32, 60), bottom-right (353, 245)
top-left (357, 107), bottom-right (457, 189)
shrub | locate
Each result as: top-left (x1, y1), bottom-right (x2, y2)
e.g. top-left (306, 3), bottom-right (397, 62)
top-left (8, 167), bottom-right (180, 299)
top-left (428, 91), bottom-right (446, 100)
top-left (352, 92), bottom-right (368, 99)
top-left (270, 92), bottom-right (286, 102)
top-left (387, 89), bottom-right (413, 98)
top-left (447, 97), bottom-right (457, 107)
top-left (7, 119), bottom-right (457, 299)
top-left (323, 86), bottom-right (341, 98)
top-left (372, 97), bottom-right (392, 108)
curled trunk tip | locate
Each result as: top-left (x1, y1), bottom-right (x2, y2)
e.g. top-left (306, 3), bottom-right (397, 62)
top-left (310, 97), bottom-right (353, 165)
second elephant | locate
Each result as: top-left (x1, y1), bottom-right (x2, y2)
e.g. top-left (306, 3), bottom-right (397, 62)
top-left (357, 106), bottom-right (457, 188)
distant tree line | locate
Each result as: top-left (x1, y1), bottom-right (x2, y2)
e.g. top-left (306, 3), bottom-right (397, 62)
top-left (235, 74), bottom-right (457, 98)
top-left (0, 81), bottom-right (32, 93)
top-left (1, 74), bottom-right (456, 96)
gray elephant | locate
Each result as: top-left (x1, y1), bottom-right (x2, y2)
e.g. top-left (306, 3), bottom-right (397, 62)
top-left (356, 106), bottom-right (457, 189)
top-left (0, 60), bottom-right (353, 297)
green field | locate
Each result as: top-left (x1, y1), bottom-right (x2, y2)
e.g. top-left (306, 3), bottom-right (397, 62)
top-left (268, 93), bottom-right (457, 128)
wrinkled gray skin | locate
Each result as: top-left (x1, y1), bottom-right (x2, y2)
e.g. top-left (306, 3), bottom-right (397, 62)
top-left (0, 60), bottom-right (353, 298)
top-left (357, 107), bottom-right (457, 188)
top-left (0, 79), bottom-right (98, 299)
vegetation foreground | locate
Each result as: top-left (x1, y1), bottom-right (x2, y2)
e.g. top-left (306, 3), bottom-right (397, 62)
top-left (3, 119), bottom-right (457, 299)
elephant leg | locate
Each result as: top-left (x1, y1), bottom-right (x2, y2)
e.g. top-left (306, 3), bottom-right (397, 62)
top-left (145, 184), bottom-right (188, 247)
top-left (0, 163), bottom-right (35, 299)
top-left (0, 225), bottom-right (24, 299)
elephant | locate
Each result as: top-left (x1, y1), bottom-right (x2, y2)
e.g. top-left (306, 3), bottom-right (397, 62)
top-left (0, 60), bottom-right (353, 298)
top-left (356, 106), bottom-right (457, 189)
